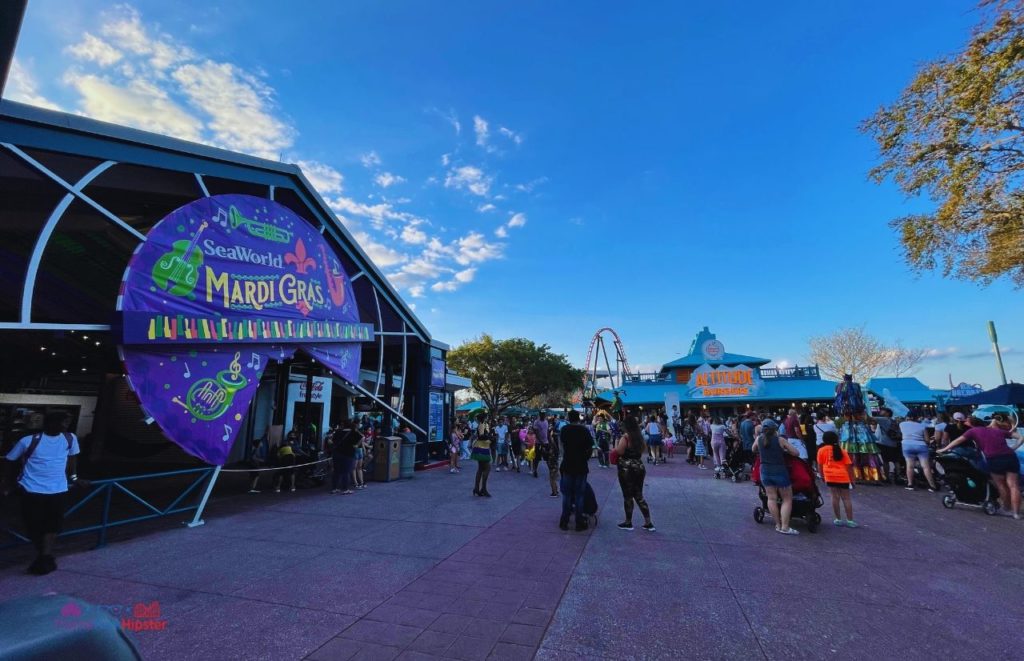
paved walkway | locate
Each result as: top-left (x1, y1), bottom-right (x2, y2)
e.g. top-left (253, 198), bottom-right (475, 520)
top-left (1, 458), bottom-right (1022, 660)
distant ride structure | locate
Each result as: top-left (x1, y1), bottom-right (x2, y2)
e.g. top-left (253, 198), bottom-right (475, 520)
top-left (582, 328), bottom-right (632, 406)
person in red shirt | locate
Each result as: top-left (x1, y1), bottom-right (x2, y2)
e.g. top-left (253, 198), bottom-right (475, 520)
top-left (816, 431), bottom-right (857, 528)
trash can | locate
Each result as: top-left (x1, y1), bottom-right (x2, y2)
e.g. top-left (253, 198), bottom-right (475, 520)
top-left (399, 432), bottom-right (417, 479)
top-left (374, 436), bottom-right (402, 482)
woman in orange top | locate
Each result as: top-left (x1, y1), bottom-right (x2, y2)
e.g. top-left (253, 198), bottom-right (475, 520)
top-left (816, 431), bottom-right (856, 528)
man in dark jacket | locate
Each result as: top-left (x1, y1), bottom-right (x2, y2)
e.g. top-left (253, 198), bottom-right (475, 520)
top-left (559, 410), bottom-right (593, 531)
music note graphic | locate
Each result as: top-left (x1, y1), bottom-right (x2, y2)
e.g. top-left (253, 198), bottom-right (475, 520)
top-left (222, 424), bottom-right (232, 442)
top-left (183, 362), bottom-right (191, 378)
top-left (246, 352), bottom-right (261, 370)
top-left (212, 207), bottom-right (229, 228)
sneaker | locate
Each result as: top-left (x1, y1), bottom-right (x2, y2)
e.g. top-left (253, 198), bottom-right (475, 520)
top-left (776, 528), bottom-right (800, 536)
top-left (342, 490), bottom-right (354, 495)
top-left (330, 489), bottom-right (340, 494)
top-left (549, 493), bottom-right (559, 498)
top-left (290, 487), bottom-right (296, 492)
top-left (248, 489), bottom-right (260, 494)
top-left (274, 488), bottom-right (281, 493)
top-left (642, 523), bottom-right (656, 532)
top-left (846, 520), bottom-right (859, 528)
top-left (833, 519), bottom-right (844, 526)
top-left (617, 522), bottom-right (634, 530)
top-left (904, 487), bottom-right (914, 491)
top-left (449, 468), bottom-right (456, 474)
top-left (927, 487), bottom-right (937, 493)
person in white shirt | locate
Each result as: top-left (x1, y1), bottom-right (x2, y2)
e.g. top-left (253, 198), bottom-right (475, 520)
top-left (494, 419), bottom-right (509, 471)
top-left (2, 411), bottom-right (80, 575)
top-left (812, 414), bottom-right (838, 448)
top-left (899, 409), bottom-right (938, 492)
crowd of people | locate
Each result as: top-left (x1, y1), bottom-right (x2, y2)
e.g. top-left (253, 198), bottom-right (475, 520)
top-left (446, 400), bottom-right (1024, 536)
top-left (449, 410), bottom-right (656, 531)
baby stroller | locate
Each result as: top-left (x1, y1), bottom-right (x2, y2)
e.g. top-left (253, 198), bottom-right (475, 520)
top-left (568, 482), bottom-right (599, 528)
top-left (937, 447), bottom-right (1000, 515)
top-left (716, 439), bottom-right (750, 482)
top-left (751, 455), bottom-right (823, 532)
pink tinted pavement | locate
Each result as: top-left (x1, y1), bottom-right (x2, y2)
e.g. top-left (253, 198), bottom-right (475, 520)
top-left (1, 456), bottom-right (1022, 660)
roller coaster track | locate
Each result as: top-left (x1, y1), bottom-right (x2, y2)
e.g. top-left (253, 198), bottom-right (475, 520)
top-left (582, 327), bottom-right (632, 401)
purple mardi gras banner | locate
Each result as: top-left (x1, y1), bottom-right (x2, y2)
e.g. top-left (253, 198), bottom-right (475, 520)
top-left (118, 194), bottom-right (374, 465)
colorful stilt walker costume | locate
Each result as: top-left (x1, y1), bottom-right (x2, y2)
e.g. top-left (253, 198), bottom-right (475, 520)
top-left (834, 375), bottom-right (883, 482)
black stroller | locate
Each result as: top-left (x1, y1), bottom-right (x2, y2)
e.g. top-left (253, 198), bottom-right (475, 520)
top-left (716, 439), bottom-right (750, 482)
top-left (937, 447), bottom-right (1000, 515)
top-left (752, 456), bottom-right (823, 532)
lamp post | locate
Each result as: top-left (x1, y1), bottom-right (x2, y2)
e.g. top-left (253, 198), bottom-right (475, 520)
top-left (988, 321), bottom-right (1008, 386)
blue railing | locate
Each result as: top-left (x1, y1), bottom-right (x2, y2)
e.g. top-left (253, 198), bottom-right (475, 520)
top-left (623, 372), bottom-right (673, 383)
top-left (2, 466), bottom-right (217, 550)
top-left (622, 365), bottom-right (821, 384)
top-left (760, 366), bottom-right (820, 380)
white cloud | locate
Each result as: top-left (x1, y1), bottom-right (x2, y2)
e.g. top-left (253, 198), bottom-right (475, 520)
top-left (326, 195), bottom-right (422, 229)
top-left (514, 177), bottom-right (548, 193)
top-left (473, 115), bottom-right (489, 147)
top-left (429, 107), bottom-right (461, 134)
top-left (441, 153), bottom-right (451, 166)
top-left (172, 60), bottom-right (293, 159)
top-left (4, 59), bottom-right (61, 111)
top-left (354, 231), bottom-right (406, 268)
top-left (375, 171), bottom-right (406, 188)
top-left (400, 222), bottom-right (428, 245)
top-left (478, 203), bottom-right (496, 213)
top-left (444, 165), bottom-right (491, 197)
top-left (66, 33), bottom-right (123, 67)
top-left (568, 216), bottom-right (584, 226)
top-left (495, 226), bottom-right (508, 238)
top-left (498, 126), bottom-right (523, 145)
top-left (296, 160), bottom-right (344, 195)
top-left (507, 212), bottom-right (527, 228)
top-left (430, 267), bottom-right (477, 293)
top-left (361, 151), bottom-right (382, 168)
top-left (63, 71), bottom-right (205, 141)
top-left (408, 285), bottom-right (425, 298)
top-left (454, 232), bottom-right (504, 265)
top-left (99, 5), bottom-right (193, 71)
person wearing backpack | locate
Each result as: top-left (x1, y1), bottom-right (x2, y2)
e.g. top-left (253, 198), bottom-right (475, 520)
top-left (2, 411), bottom-right (80, 575)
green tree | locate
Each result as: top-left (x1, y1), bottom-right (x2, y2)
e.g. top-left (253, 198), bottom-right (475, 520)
top-left (447, 335), bottom-right (581, 417)
top-left (863, 1), bottom-right (1024, 285)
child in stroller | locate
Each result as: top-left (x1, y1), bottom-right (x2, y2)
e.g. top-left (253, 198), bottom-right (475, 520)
top-left (752, 451), bottom-right (823, 532)
top-left (566, 482), bottom-right (599, 528)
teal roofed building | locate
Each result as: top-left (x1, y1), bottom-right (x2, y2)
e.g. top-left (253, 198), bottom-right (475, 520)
top-left (596, 327), bottom-right (840, 414)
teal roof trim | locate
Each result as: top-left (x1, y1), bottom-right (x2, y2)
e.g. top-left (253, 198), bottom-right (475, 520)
top-left (597, 378), bottom-right (839, 405)
top-left (662, 352), bottom-right (771, 369)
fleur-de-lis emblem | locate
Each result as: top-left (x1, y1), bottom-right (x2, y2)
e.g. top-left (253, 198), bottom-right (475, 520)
top-left (284, 239), bottom-right (316, 274)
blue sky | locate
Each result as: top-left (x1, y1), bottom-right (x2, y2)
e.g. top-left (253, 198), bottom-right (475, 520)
top-left (7, 1), bottom-right (1022, 388)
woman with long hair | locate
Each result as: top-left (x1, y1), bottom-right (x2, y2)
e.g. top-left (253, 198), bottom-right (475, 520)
top-left (752, 419), bottom-right (801, 535)
top-left (614, 416), bottom-right (656, 531)
top-left (816, 430), bottom-right (856, 527)
top-left (471, 429), bottom-right (493, 497)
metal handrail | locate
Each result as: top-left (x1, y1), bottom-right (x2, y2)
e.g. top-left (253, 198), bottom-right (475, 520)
top-left (2, 466), bottom-right (216, 550)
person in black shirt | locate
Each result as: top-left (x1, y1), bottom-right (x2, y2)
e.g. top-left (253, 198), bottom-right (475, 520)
top-left (330, 420), bottom-right (362, 495)
top-left (559, 410), bottom-right (593, 531)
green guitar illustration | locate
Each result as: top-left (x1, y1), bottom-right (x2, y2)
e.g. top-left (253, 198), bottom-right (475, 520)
top-left (151, 221), bottom-right (208, 296)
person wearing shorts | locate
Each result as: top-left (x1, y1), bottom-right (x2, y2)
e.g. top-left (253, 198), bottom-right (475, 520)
top-left (899, 411), bottom-right (937, 492)
top-left (940, 413), bottom-right (1023, 519)
top-left (645, 416), bottom-right (664, 464)
top-left (816, 431), bottom-right (857, 527)
top-left (751, 420), bottom-right (802, 535)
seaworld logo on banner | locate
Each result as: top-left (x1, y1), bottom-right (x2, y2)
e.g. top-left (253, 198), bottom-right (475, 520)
top-left (687, 364), bottom-right (764, 398)
top-left (117, 194), bottom-right (372, 466)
